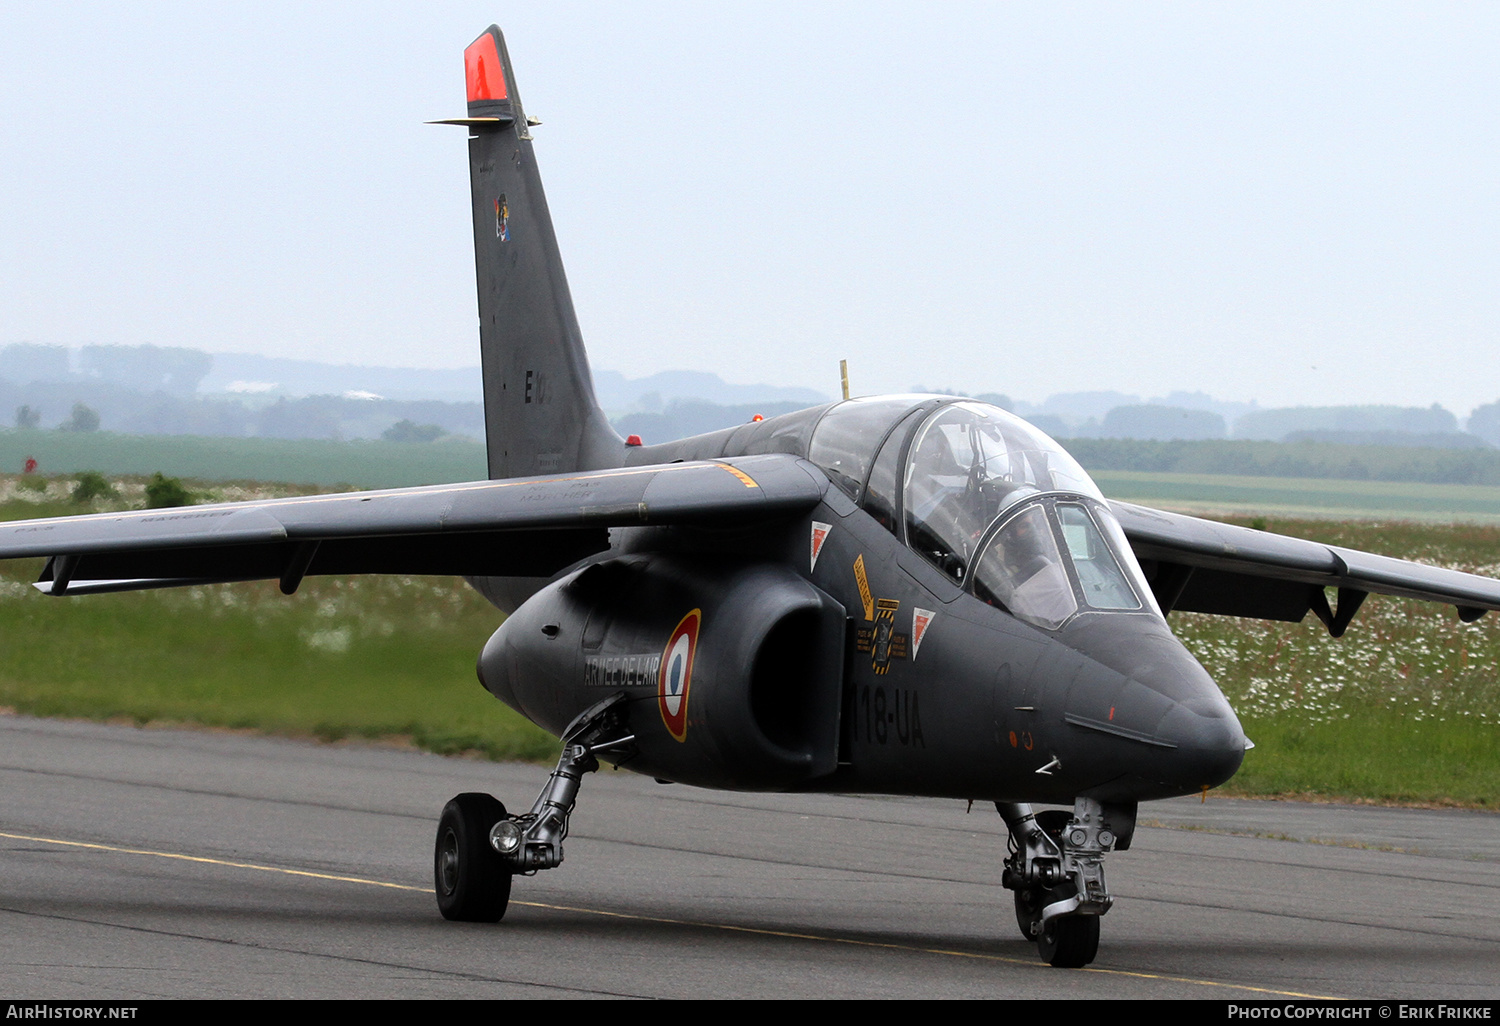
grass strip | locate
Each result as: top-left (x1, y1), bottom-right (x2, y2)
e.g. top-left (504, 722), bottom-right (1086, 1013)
top-left (0, 567), bottom-right (556, 763)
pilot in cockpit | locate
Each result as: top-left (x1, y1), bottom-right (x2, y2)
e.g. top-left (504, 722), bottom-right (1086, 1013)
top-left (973, 504), bottom-right (1078, 630)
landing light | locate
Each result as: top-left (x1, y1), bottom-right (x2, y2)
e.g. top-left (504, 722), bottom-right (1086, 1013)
top-left (490, 819), bottom-right (523, 855)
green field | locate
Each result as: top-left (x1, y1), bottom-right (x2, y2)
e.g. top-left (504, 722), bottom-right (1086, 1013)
top-left (0, 473), bottom-right (1497, 807)
top-left (0, 474), bottom-right (553, 761)
top-left (0, 558), bottom-right (556, 763)
top-left (1094, 470), bottom-right (1500, 523)
top-left (0, 428), bottom-right (487, 489)
top-left (1170, 515), bottom-right (1500, 805)
top-left (1087, 459), bottom-right (1500, 802)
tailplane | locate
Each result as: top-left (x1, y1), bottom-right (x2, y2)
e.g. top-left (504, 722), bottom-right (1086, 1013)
top-left (443, 26), bottom-right (620, 479)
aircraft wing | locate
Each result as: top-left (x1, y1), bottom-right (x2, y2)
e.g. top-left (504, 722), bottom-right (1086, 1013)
top-left (0, 455), bottom-right (828, 596)
top-left (1108, 500), bottom-right (1500, 633)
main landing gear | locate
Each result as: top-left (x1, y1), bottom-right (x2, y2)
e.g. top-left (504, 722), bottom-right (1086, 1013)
top-left (998, 797), bottom-right (1134, 968)
top-left (434, 695), bottom-right (634, 922)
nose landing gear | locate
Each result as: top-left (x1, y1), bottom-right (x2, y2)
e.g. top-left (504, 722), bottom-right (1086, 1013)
top-left (998, 797), bottom-right (1132, 968)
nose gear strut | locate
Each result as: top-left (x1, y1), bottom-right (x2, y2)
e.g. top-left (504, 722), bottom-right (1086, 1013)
top-left (997, 797), bottom-right (1122, 968)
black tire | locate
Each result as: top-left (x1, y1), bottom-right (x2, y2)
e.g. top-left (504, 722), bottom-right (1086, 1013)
top-left (1037, 912), bottom-right (1100, 968)
top-left (435, 792), bottom-right (512, 922)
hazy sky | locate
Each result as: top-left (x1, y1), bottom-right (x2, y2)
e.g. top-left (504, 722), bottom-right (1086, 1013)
top-left (5, 3), bottom-right (1500, 412)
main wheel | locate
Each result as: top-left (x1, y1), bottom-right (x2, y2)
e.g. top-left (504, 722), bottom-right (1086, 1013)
top-left (435, 792), bottom-right (513, 922)
top-left (1037, 912), bottom-right (1100, 968)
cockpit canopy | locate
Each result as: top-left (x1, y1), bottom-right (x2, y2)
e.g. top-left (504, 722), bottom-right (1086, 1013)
top-left (809, 397), bottom-right (1160, 630)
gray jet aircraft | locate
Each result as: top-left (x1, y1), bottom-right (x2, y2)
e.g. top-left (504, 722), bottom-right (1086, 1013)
top-left (3, 26), bottom-right (1498, 968)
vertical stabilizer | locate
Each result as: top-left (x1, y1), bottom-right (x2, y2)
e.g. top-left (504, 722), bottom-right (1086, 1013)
top-left (453, 26), bottom-right (620, 479)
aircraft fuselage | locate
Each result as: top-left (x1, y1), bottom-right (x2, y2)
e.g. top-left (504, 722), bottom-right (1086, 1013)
top-left (473, 396), bottom-right (1246, 806)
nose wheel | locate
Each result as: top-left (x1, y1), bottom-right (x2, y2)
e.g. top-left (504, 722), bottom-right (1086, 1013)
top-left (1037, 908), bottom-right (1100, 968)
top-left (1016, 880), bottom-right (1101, 967)
top-left (999, 799), bottom-right (1126, 968)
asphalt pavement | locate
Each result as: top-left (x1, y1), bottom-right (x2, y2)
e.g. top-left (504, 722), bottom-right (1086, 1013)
top-left (0, 715), bottom-right (1495, 999)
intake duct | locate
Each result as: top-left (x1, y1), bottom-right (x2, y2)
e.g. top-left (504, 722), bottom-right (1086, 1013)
top-left (479, 555), bottom-right (846, 790)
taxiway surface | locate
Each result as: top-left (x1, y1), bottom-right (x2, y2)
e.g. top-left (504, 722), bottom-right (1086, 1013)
top-left (0, 715), bottom-right (1495, 999)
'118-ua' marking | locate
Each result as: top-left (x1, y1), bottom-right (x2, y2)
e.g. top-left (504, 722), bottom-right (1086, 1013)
top-left (859, 685), bottom-right (925, 747)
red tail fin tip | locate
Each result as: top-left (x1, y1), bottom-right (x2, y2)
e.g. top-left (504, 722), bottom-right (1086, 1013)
top-left (465, 32), bottom-right (507, 102)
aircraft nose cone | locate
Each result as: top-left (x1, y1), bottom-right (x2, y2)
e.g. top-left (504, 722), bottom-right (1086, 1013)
top-left (1154, 687), bottom-right (1247, 791)
top-left (1056, 614), bottom-right (1246, 798)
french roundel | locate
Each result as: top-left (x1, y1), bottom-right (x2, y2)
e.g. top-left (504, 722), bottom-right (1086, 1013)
top-left (658, 609), bottom-right (701, 742)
